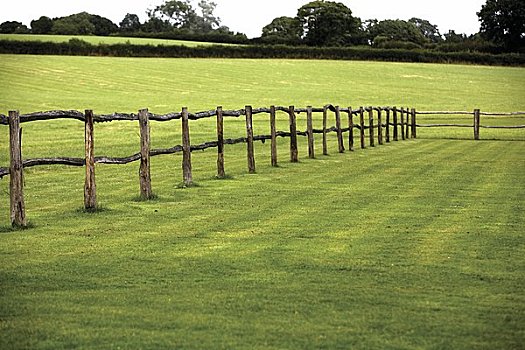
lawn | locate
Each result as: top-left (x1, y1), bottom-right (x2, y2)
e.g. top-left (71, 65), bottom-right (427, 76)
top-left (0, 55), bottom-right (524, 349)
top-left (0, 33), bottom-right (232, 47)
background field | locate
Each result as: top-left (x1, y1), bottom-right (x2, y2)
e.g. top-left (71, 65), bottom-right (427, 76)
top-left (1, 55), bottom-right (524, 349)
top-left (0, 33), bottom-right (228, 47)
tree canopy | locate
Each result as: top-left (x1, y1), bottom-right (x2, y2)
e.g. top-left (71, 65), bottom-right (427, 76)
top-left (478, 0), bottom-right (525, 51)
top-left (297, 1), bottom-right (362, 46)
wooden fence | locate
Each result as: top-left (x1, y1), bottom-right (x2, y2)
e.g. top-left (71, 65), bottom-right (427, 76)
top-left (1, 105), bottom-right (524, 228)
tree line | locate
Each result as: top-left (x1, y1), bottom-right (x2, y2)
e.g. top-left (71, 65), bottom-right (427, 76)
top-left (0, 0), bottom-right (523, 52)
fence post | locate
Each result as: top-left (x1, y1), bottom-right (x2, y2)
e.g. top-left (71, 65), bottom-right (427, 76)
top-left (474, 109), bottom-right (481, 140)
top-left (377, 108), bottom-right (383, 145)
top-left (289, 105), bottom-right (299, 162)
top-left (270, 106), bottom-right (278, 167)
top-left (335, 106), bottom-right (345, 153)
top-left (9, 110), bottom-right (27, 228)
top-left (393, 107), bottom-right (398, 141)
top-left (138, 108), bottom-right (153, 199)
top-left (181, 107), bottom-right (193, 186)
top-left (411, 108), bottom-right (417, 139)
top-left (245, 106), bottom-right (256, 173)
top-left (348, 107), bottom-right (354, 151)
top-left (322, 105), bottom-right (328, 155)
top-left (307, 106), bottom-right (315, 159)
top-left (405, 107), bottom-right (410, 139)
top-left (400, 108), bottom-right (406, 140)
top-left (84, 109), bottom-right (97, 210)
top-left (385, 108), bottom-right (391, 143)
top-left (368, 107), bottom-right (375, 147)
top-left (360, 107), bottom-right (366, 149)
top-left (216, 106), bottom-right (225, 178)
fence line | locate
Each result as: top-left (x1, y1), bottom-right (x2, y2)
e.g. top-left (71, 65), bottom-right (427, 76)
top-left (1, 105), bottom-right (524, 228)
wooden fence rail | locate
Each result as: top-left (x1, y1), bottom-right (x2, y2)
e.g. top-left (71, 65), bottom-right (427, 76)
top-left (1, 105), bottom-right (524, 228)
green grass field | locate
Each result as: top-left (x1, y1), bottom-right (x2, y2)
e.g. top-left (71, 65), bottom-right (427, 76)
top-left (0, 33), bottom-right (231, 47)
top-left (1, 55), bottom-right (524, 349)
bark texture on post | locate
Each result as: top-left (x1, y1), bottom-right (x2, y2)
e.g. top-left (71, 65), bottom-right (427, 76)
top-left (9, 110), bottom-right (27, 227)
top-left (474, 109), bottom-right (481, 140)
top-left (411, 108), bottom-right (417, 139)
top-left (270, 106), bottom-right (278, 167)
top-left (369, 107), bottom-right (375, 147)
top-left (84, 109), bottom-right (97, 210)
top-left (377, 109), bottom-right (383, 145)
top-left (181, 107), bottom-right (193, 186)
top-left (289, 106), bottom-right (299, 162)
top-left (405, 107), bottom-right (410, 139)
top-left (307, 106), bottom-right (315, 159)
top-left (400, 108), bottom-right (406, 140)
top-left (323, 105), bottom-right (328, 155)
top-left (216, 106), bottom-right (225, 178)
top-left (360, 107), bottom-right (366, 149)
top-left (385, 108), bottom-right (391, 143)
top-left (138, 109), bottom-right (153, 199)
top-left (335, 106), bottom-right (345, 153)
top-left (245, 106), bottom-right (256, 173)
top-left (393, 107), bottom-right (399, 141)
top-left (348, 107), bottom-right (354, 151)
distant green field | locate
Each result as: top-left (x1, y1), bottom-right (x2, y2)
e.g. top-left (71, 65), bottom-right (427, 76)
top-left (0, 55), bottom-right (524, 349)
top-left (0, 33), bottom-right (229, 47)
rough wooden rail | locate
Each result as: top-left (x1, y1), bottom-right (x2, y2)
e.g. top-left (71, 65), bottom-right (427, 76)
top-left (2, 104), bottom-right (524, 228)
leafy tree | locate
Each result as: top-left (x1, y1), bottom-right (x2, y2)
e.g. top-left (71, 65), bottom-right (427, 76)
top-left (147, 0), bottom-right (196, 28)
top-left (478, 0), bottom-right (525, 50)
top-left (261, 16), bottom-right (302, 44)
top-left (409, 17), bottom-right (442, 43)
top-left (90, 14), bottom-right (118, 36)
top-left (31, 16), bottom-right (53, 34)
top-left (141, 17), bottom-right (172, 33)
top-left (0, 21), bottom-right (29, 34)
top-left (50, 12), bottom-right (117, 36)
top-left (443, 30), bottom-right (468, 43)
top-left (119, 13), bottom-right (142, 33)
top-left (196, 0), bottom-right (220, 31)
top-left (297, 1), bottom-right (361, 46)
top-left (52, 14), bottom-right (95, 35)
top-left (368, 19), bottom-right (428, 47)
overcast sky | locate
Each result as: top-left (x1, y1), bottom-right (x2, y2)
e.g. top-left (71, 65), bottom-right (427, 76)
top-left (0, 0), bottom-right (486, 38)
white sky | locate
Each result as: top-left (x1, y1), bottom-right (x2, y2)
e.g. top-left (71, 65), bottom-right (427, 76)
top-left (0, 0), bottom-right (486, 38)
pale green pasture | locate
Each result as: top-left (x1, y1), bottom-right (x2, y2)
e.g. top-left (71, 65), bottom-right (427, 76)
top-left (0, 33), bottom-right (226, 47)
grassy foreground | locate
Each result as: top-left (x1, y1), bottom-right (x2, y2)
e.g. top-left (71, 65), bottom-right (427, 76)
top-left (0, 56), bottom-right (524, 349)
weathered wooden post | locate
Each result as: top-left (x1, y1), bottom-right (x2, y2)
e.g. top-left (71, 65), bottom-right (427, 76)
top-left (270, 106), bottom-right (278, 167)
top-left (474, 109), bottom-right (481, 140)
top-left (9, 110), bottom-right (27, 227)
top-left (411, 108), bottom-right (417, 139)
top-left (181, 107), bottom-right (193, 186)
top-left (360, 107), bottom-right (366, 149)
top-left (377, 108), bottom-right (383, 145)
top-left (348, 107), bottom-right (354, 151)
top-left (307, 106), bottom-right (315, 159)
top-left (368, 107), bottom-right (375, 147)
top-left (405, 107), bottom-right (410, 139)
top-left (322, 105), bottom-right (328, 155)
top-left (335, 106), bottom-right (345, 153)
top-left (84, 109), bottom-right (97, 210)
top-left (400, 108), bottom-right (406, 140)
top-left (289, 105), bottom-right (299, 162)
top-left (216, 106), bottom-right (225, 178)
top-left (138, 108), bottom-right (153, 199)
top-left (393, 107), bottom-right (399, 141)
top-left (245, 105), bottom-right (256, 173)
top-left (385, 108), bottom-right (391, 143)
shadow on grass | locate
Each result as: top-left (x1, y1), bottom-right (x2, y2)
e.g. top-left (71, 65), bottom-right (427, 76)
top-left (0, 221), bottom-right (36, 233)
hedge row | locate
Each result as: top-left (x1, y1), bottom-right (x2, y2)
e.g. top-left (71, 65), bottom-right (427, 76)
top-left (1, 39), bottom-right (524, 66)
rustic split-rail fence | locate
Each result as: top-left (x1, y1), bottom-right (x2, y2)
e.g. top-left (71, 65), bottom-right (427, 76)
top-left (1, 105), bottom-right (524, 228)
